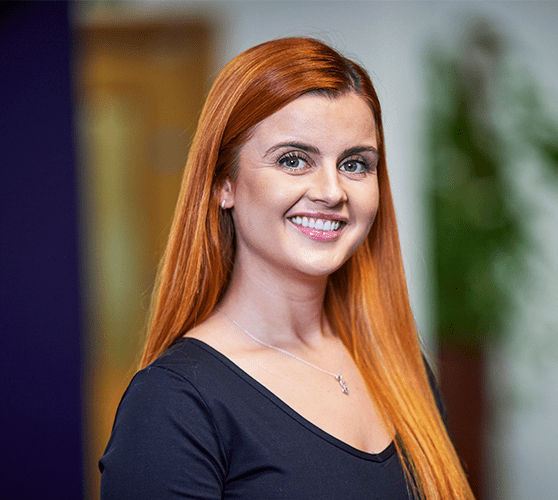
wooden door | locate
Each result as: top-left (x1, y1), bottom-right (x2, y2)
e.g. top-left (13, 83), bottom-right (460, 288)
top-left (76, 22), bottom-right (212, 498)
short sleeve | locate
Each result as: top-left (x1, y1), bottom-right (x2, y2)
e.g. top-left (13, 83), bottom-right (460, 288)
top-left (99, 366), bottom-right (227, 500)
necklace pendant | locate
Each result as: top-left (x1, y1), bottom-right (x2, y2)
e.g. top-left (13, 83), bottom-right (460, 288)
top-left (336, 374), bottom-right (350, 395)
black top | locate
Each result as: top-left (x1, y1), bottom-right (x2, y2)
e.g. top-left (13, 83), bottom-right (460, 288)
top-left (100, 338), bottom-right (440, 499)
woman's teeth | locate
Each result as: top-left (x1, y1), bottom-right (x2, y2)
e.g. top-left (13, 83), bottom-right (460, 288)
top-left (290, 216), bottom-right (341, 231)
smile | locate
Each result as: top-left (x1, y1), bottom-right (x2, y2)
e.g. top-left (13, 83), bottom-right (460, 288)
top-left (288, 215), bottom-right (345, 242)
top-left (289, 216), bottom-right (342, 231)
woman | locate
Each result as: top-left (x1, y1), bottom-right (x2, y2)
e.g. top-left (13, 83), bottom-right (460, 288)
top-left (100, 37), bottom-right (474, 499)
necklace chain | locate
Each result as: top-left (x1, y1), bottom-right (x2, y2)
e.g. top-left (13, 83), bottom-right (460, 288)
top-left (217, 307), bottom-right (349, 395)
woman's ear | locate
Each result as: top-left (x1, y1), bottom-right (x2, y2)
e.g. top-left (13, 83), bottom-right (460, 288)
top-left (219, 178), bottom-right (234, 210)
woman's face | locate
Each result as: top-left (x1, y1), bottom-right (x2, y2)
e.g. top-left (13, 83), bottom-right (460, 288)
top-left (223, 92), bottom-right (380, 280)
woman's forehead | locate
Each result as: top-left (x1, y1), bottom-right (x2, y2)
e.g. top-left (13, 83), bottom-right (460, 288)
top-left (243, 93), bottom-right (377, 155)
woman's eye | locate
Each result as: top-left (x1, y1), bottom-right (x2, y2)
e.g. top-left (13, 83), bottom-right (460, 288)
top-left (340, 159), bottom-right (368, 174)
top-left (278, 153), bottom-right (309, 170)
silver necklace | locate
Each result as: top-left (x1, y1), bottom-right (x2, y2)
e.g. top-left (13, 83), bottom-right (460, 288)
top-left (217, 307), bottom-right (349, 395)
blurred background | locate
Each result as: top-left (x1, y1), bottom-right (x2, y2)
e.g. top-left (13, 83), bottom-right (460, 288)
top-left (2, 1), bottom-right (557, 499)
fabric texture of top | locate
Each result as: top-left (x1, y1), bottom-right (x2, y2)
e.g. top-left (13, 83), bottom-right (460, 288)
top-left (100, 337), bottom-right (443, 499)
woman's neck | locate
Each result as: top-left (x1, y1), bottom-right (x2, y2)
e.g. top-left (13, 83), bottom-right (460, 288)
top-left (219, 260), bottom-right (331, 348)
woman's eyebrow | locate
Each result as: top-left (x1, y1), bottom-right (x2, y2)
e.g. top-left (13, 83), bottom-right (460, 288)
top-left (264, 142), bottom-right (320, 157)
top-left (341, 146), bottom-right (379, 158)
top-left (264, 142), bottom-right (379, 159)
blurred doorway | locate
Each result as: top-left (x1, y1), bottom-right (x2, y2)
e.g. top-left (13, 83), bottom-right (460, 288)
top-left (76, 20), bottom-right (212, 499)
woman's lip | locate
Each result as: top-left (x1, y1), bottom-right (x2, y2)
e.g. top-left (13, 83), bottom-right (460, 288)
top-left (287, 217), bottom-right (345, 242)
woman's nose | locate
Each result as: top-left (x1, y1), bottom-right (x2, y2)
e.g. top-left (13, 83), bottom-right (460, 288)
top-left (307, 165), bottom-right (348, 207)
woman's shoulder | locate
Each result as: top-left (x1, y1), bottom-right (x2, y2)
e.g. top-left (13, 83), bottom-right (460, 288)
top-left (114, 340), bottom-right (221, 421)
top-left (120, 336), bottom-right (266, 423)
top-left (133, 337), bottom-right (239, 397)
top-left (149, 336), bottom-right (218, 371)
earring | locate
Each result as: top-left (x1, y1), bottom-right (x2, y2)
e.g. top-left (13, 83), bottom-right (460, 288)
top-left (221, 200), bottom-right (226, 209)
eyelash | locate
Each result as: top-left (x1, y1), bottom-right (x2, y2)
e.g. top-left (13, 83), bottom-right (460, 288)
top-left (339, 158), bottom-right (373, 174)
top-left (276, 152), bottom-right (374, 175)
top-left (277, 152), bottom-right (311, 171)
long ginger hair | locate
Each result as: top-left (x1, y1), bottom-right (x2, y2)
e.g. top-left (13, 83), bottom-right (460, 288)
top-left (140, 37), bottom-right (474, 500)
